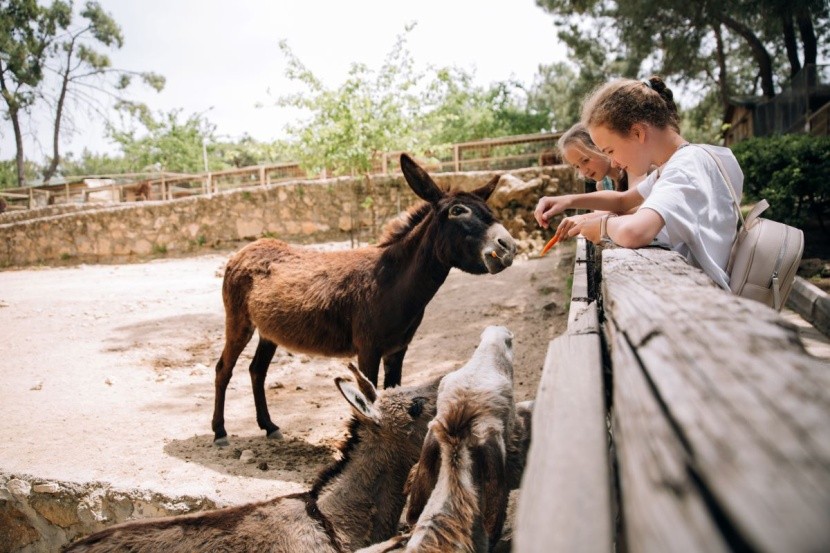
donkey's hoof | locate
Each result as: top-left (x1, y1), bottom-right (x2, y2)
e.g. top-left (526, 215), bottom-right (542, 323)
top-left (267, 429), bottom-right (283, 440)
top-left (214, 436), bottom-right (230, 447)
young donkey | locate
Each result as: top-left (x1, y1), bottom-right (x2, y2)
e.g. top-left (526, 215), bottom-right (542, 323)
top-left (65, 365), bottom-right (440, 553)
top-left (212, 153), bottom-right (516, 445)
top-left (398, 325), bottom-right (517, 553)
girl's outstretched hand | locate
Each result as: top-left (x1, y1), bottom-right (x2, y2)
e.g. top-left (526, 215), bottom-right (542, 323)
top-left (534, 195), bottom-right (572, 228)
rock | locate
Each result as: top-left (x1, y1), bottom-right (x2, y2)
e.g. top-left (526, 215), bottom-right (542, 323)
top-left (489, 175), bottom-right (546, 209)
top-left (32, 482), bottom-right (60, 494)
top-left (0, 503), bottom-right (39, 551)
top-left (239, 450), bottom-right (256, 464)
top-left (6, 478), bottom-right (31, 498)
top-left (31, 494), bottom-right (80, 528)
top-left (30, 381), bottom-right (43, 391)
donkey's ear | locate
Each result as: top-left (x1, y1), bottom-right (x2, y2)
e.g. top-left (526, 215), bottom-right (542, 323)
top-left (405, 423), bottom-right (442, 525)
top-left (346, 362), bottom-right (377, 404)
top-left (336, 376), bottom-right (381, 426)
top-left (506, 400), bottom-right (534, 490)
top-left (473, 433), bottom-right (509, 543)
top-left (401, 153), bottom-right (444, 204)
top-left (472, 175), bottom-right (500, 202)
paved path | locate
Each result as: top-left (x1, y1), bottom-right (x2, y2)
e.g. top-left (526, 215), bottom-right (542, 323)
top-left (781, 308), bottom-right (830, 360)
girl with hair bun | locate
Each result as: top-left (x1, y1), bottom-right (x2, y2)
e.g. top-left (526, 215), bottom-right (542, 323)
top-left (534, 76), bottom-right (744, 290)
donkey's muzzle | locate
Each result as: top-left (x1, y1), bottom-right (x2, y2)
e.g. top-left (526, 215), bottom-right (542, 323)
top-left (483, 225), bottom-right (516, 274)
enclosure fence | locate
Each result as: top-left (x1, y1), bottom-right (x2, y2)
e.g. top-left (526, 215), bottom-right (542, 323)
top-left (0, 132), bottom-right (562, 212)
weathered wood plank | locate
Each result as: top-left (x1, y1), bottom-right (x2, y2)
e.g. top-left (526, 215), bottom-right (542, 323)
top-left (609, 319), bottom-right (731, 553)
top-left (603, 247), bottom-right (830, 552)
top-left (514, 301), bottom-right (613, 553)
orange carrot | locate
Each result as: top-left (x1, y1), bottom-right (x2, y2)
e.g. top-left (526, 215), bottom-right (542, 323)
top-left (540, 234), bottom-right (560, 256)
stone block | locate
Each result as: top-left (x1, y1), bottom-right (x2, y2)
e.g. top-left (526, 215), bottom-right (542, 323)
top-left (30, 494), bottom-right (80, 528)
top-left (0, 502), bottom-right (39, 552)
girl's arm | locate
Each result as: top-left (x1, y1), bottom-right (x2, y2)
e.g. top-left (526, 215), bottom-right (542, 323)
top-left (571, 208), bottom-right (665, 247)
top-left (534, 187), bottom-right (644, 228)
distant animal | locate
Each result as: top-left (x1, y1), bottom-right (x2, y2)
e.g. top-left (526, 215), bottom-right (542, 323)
top-left (404, 325), bottom-right (517, 552)
top-left (63, 364), bottom-right (441, 553)
top-left (212, 153), bottom-right (517, 445)
top-left (134, 181), bottom-right (151, 201)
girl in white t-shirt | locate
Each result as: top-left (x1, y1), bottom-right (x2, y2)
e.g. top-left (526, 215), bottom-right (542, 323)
top-left (534, 76), bottom-right (743, 290)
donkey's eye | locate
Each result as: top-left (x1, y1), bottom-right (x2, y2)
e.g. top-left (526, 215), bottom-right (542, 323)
top-left (408, 397), bottom-right (427, 418)
top-left (449, 205), bottom-right (470, 218)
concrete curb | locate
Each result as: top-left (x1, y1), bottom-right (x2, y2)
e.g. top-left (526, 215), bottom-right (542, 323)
top-left (787, 276), bottom-right (830, 337)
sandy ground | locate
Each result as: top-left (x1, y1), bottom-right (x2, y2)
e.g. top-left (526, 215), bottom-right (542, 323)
top-left (0, 240), bottom-right (571, 509)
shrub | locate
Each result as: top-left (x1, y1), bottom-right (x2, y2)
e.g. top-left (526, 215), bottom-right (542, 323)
top-left (731, 134), bottom-right (830, 229)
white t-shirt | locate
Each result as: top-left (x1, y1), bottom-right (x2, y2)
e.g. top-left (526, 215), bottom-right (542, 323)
top-left (637, 144), bottom-right (743, 290)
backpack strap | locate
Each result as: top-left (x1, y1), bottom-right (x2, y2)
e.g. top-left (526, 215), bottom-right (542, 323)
top-left (695, 144), bottom-right (756, 228)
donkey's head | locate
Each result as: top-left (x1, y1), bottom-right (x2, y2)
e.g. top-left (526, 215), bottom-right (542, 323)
top-left (335, 363), bottom-right (440, 452)
top-left (322, 364), bottom-right (441, 544)
top-left (400, 153), bottom-right (516, 274)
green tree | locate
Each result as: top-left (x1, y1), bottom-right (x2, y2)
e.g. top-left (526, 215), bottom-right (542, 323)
top-left (212, 135), bottom-right (296, 168)
top-left (108, 106), bottom-right (216, 173)
top-left (274, 27), bottom-right (424, 177)
top-left (0, 0), bottom-right (69, 186)
top-left (59, 148), bottom-right (130, 176)
top-left (534, 0), bottom-right (829, 129)
top-left (41, 1), bottom-right (164, 183)
top-left (421, 67), bottom-right (549, 145)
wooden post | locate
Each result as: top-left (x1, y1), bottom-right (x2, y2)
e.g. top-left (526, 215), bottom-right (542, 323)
top-left (28, 187), bottom-right (33, 209)
top-left (65, 183), bottom-right (70, 202)
top-left (453, 144), bottom-right (460, 172)
top-left (259, 166), bottom-right (265, 187)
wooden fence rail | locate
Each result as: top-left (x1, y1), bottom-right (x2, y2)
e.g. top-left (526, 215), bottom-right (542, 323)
top-left (0, 132), bottom-right (562, 212)
top-left (515, 241), bottom-right (830, 552)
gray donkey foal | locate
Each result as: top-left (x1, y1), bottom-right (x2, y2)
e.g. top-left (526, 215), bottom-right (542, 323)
top-left (64, 365), bottom-right (440, 553)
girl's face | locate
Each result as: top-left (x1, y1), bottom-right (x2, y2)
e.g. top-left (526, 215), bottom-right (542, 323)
top-left (561, 143), bottom-right (613, 182)
top-left (589, 124), bottom-right (651, 177)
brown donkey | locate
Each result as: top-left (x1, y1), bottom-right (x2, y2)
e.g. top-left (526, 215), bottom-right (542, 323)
top-left (212, 153), bottom-right (516, 445)
top-left (65, 365), bottom-right (441, 553)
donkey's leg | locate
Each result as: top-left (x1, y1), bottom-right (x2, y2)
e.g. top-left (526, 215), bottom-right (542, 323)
top-left (382, 347), bottom-right (408, 389)
top-left (212, 323), bottom-right (254, 446)
top-left (357, 350), bottom-right (383, 387)
top-left (249, 337), bottom-right (281, 439)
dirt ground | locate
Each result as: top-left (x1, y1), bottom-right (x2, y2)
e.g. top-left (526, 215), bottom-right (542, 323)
top-left (0, 240), bottom-right (571, 514)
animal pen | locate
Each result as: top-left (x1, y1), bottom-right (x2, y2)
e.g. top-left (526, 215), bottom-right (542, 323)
top-left (0, 132), bottom-right (561, 211)
top-left (514, 238), bottom-right (830, 552)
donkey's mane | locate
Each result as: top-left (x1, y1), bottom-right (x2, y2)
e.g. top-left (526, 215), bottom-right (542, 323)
top-left (309, 416), bottom-right (363, 498)
top-left (377, 202), bottom-right (433, 247)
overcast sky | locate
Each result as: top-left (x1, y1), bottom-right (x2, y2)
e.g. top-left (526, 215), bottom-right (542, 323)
top-left (1, 0), bottom-right (568, 162)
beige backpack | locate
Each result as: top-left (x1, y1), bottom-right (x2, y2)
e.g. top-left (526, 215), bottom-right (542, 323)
top-left (701, 145), bottom-right (805, 311)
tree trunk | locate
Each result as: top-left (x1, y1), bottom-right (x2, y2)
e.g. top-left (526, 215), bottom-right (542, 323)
top-left (719, 13), bottom-right (776, 97)
top-left (795, 7), bottom-right (818, 66)
top-left (780, 8), bottom-right (802, 78)
top-left (0, 61), bottom-right (27, 187)
top-left (42, 37), bottom-right (74, 184)
top-left (713, 23), bottom-right (730, 124)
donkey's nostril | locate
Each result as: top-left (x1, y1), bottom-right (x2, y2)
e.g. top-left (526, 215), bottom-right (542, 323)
top-left (496, 237), bottom-right (514, 252)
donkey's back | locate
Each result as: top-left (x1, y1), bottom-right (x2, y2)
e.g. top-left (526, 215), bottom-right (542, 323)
top-left (223, 238), bottom-right (379, 357)
top-left (64, 495), bottom-right (338, 553)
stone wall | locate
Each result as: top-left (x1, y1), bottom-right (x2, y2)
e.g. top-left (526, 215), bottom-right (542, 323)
top-left (0, 166), bottom-right (579, 268)
top-left (0, 472), bottom-right (216, 553)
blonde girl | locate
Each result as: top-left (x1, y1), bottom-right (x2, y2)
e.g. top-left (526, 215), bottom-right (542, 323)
top-left (558, 122), bottom-right (629, 192)
top-left (534, 76), bottom-right (743, 290)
